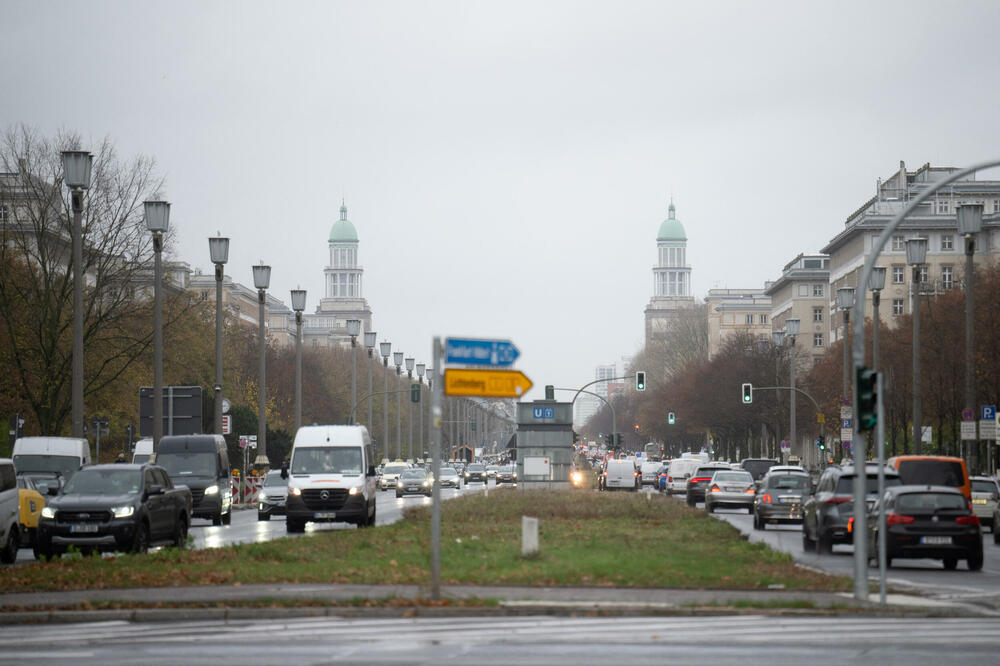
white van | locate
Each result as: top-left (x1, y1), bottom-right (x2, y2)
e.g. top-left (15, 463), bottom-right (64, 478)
top-left (12, 437), bottom-right (91, 480)
top-left (603, 459), bottom-right (638, 491)
top-left (284, 425), bottom-right (377, 532)
top-left (131, 438), bottom-right (154, 464)
top-left (666, 458), bottom-right (702, 495)
top-left (0, 459), bottom-right (19, 564)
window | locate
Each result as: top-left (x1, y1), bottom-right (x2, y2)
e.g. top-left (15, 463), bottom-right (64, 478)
top-left (892, 299), bottom-right (904, 316)
top-left (918, 266), bottom-right (928, 283)
top-left (812, 283), bottom-right (824, 297)
top-left (745, 314), bottom-right (754, 325)
top-left (994, 200), bottom-right (1000, 214)
top-left (759, 314), bottom-right (768, 325)
top-left (813, 333), bottom-right (823, 347)
top-left (0, 205), bottom-right (7, 223)
top-left (936, 199), bottom-right (950, 215)
top-left (798, 284), bottom-right (809, 297)
top-left (941, 266), bottom-right (953, 290)
top-left (892, 265), bottom-right (904, 284)
top-left (941, 235), bottom-right (953, 251)
top-left (892, 235), bottom-right (905, 251)
top-left (813, 307), bottom-right (823, 323)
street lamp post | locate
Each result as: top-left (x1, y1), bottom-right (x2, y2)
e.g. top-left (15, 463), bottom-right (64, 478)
top-left (346, 320), bottom-right (361, 424)
top-left (958, 204), bottom-right (983, 468)
top-left (906, 237), bottom-right (928, 454)
top-left (425, 367), bottom-right (433, 457)
top-left (405, 358), bottom-right (415, 459)
top-left (394, 351), bottom-right (404, 460)
top-left (416, 363), bottom-right (426, 458)
top-left (837, 288), bottom-right (855, 412)
top-left (61, 151), bottom-right (93, 440)
top-left (380, 341), bottom-right (391, 462)
top-left (252, 263), bottom-right (272, 466)
top-left (291, 289), bottom-right (307, 432)
top-left (786, 318), bottom-right (800, 464)
top-left (868, 268), bottom-right (886, 372)
top-left (772, 330), bottom-right (785, 460)
top-left (144, 201), bottom-right (170, 452)
top-left (209, 235), bottom-right (230, 436)
top-left (365, 331), bottom-right (377, 432)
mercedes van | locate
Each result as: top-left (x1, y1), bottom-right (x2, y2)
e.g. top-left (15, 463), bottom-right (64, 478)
top-left (12, 437), bottom-right (91, 480)
top-left (284, 425), bottom-right (377, 532)
top-left (156, 434), bottom-right (233, 525)
top-left (131, 438), bottom-right (154, 464)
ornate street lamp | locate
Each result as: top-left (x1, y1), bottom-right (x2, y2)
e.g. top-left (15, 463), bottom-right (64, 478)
top-left (346, 319), bottom-right (361, 424)
top-left (209, 234), bottom-right (230, 436)
top-left (252, 263), bottom-right (272, 466)
top-left (958, 204), bottom-right (983, 465)
top-left (416, 363), bottom-right (426, 458)
top-left (868, 267), bottom-right (886, 372)
top-left (405, 357), bottom-right (415, 459)
top-left (365, 331), bottom-right (377, 432)
top-left (906, 237), bottom-right (928, 454)
top-left (380, 341), bottom-right (392, 461)
top-left (836, 287), bottom-right (855, 408)
top-left (291, 289), bottom-right (307, 432)
top-left (61, 150), bottom-right (93, 439)
top-left (785, 318), bottom-right (801, 463)
top-left (394, 351), bottom-right (404, 460)
top-left (144, 201), bottom-right (170, 451)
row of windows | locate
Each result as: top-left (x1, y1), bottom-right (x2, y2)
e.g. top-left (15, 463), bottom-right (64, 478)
top-left (890, 234), bottom-right (979, 253)
top-left (655, 271), bottom-right (690, 297)
top-left (796, 283), bottom-right (825, 298)
top-left (328, 273), bottom-right (360, 298)
top-left (891, 264), bottom-right (954, 289)
top-left (933, 199), bottom-right (1000, 214)
top-left (331, 247), bottom-right (357, 268)
top-left (657, 246), bottom-right (686, 267)
top-left (744, 314), bottom-right (769, 325)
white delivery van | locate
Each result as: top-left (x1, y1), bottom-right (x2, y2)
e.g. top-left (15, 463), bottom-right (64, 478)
top-left (12, 437), bottom-right (91, 480)
top-left (667, 458), bottom-right (702, 495)
top-left (604, 459), bottom-right (639, 491)
top-left (131, 438), bottom-right (154, 464)
top-left (284, 425), bottom-right (377, 533)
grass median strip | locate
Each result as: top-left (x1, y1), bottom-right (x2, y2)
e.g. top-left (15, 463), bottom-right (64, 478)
top-left (1, 490), bottom-right (848, 593)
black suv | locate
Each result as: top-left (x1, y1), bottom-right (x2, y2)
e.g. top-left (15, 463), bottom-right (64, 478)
top-left (685, 464), bottom-right (732, 506)
top-left (802, 463), bottom-right (900, 553)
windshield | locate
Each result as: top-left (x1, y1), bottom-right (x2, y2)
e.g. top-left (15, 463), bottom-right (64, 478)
top-left (440, 468), bottom-right (458, 478)
top-left (896, 460), bottom-right (965, 488)
top-left (62, 468), bottom-right (141, 495)
top-left (740, 459), bottom-right (777, 480)
top-left (23, 474), bottom-right (62, 495)
top-left (382, 464), bottom-right (408, 475)
top-left (836, 475), bottom-right (902, 495)
top-left (291, 447), bottom-right (362, 475)
top-left (897, 492), bottom-right (968, 513)
top-left (156, 452), bottom-right (216, 477)
top-left (13, 454), bottom-right (80, 479)
top-left (768, 475), bottom-right (810, 490)
top-left (400, 470), bottom-right (426, 480)
top-left (972, 480), bottom-right (998, 494)
top-left (468, 464), bottom-right (484, 472)
top-left (264, 473), bottom-right (286, 487)
top-left (133, 454), bottom-right (151, 464)
top-left (714, 472), bottom-right (752, 483)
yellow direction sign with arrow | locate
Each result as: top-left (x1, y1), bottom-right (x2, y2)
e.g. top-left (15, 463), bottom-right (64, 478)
top-left (444, 368), bottom-right (533, 398)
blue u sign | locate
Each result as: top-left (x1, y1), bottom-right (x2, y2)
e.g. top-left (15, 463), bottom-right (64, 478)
top-left (533, 407), bottom-right (555, 419)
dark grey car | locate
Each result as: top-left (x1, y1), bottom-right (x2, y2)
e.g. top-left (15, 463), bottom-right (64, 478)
top-left (802, 463), bottom-right (900, 553)
top-left (753, 471), bottom-right (810, 530)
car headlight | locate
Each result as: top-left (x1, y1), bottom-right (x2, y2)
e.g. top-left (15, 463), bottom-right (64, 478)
top-left (204, 484), bottom-right (219, 495)
top-left (289, 486), bottom-right (302, 496)
top-left (397, 480), bottom-right (403, 488)
top-left (112, 505), bottom-right (135, 519)
top-left (41, 506), bottom-right (56, 519)
top-left (423, 480), bottom-right (430, 487)
top-left (348, 486), bottom-right (361, 496)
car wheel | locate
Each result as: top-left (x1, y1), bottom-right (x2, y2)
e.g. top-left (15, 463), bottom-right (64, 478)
top-left (395, 492), bottom-right (402, 498)
top-left (286, 519), bottom-right (306, 533)
top-left (817, 531), bottom-right (833, 554)
top-left (131, 522), bottom-right (150, 554)
top-left (212, 512), bottom-right (223, 526)
top-left (994, 528), bottom-right (1000, 546)
top-left (801, 530), bottom-right (815, 552)
top-left (0, 526), bottom-right (18, 564)
top-left (222, 511), bottom-right (232, 526)
top-left (258, 513), bottom-right (270, 521)
top-left (968, 550), bottom-right (984, 571)
top-left (174, 517), bottom-right (188, 549)
top-left (686, 496), bottom-right (695, 507)
top-left (943, 557), bottom-right (958, 570)
top-left (368, 504), bottom-right (377, 527)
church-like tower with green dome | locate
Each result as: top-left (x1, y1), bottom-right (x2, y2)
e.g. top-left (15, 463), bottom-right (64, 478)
top-left (644, 199), bottom-right (695, 344)
top-left (301, 201), bottom-right (373, 347)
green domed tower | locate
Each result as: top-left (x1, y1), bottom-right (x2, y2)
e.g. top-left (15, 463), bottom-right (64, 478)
top-left (312, 200), bottom-right (373, 345)
top-left (644, 199), bottom-right (694, 344)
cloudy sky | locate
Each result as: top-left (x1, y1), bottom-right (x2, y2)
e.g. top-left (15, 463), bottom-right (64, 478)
top-left (4, 0), bottom-right (1000, 400)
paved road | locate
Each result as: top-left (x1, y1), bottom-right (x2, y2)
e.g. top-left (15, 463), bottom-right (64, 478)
top-left (671, 491), bottom-right (1000, 610)
top-left (2, 614), bottom-right (997, 665)
top-left (14, 480), bottom-right (490, 563)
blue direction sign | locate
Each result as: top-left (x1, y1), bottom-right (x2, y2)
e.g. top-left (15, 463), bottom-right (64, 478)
top-left (982, 405), bottom-right (997, 421)
top-left (445, 338), bottom-right (520, 367)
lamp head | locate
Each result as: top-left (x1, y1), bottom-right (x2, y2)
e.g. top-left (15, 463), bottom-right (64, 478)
top-left (252, 263), bottom-right (271, 290)
top-left (380, 341), bottom-right (391, 358)
top-left (346, 319), bottom-right (361, 337)
top-left (393, 351), bottom-right (404, 366)
top-left (905, 237), bottom-right (928, 265)
top-left (364, 331), bottom-right (377, 349)
top-left (868, 267), bottom-right (886, 292)
top-left (290, 289), bottom-right (307, 312)
top-left (209, 234), bottom-right (230, 264)
top-left (836, 287), bottom-right (855, 310)
top-left (405, 357), bottom-right (415, 373)
top-left (785, 318), bottom-right (801, 337)
top-left (416, 363), bottom-right (425, 378)
top-left (772, 330), bottom-right (785, 347)
top-left (957, 203), bottom-right (984, 236)
top-left (61, 150), bottom-right (93, 189)
top-left (144, 201), bottom-right (170, 233)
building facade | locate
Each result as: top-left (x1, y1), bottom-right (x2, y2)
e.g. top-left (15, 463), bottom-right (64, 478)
top-left (705, 288), bottom-right (772, 358)
top-left (644, 200), bottom-right (695, 344)
top-left (765, 254), bottom-right (831, 368)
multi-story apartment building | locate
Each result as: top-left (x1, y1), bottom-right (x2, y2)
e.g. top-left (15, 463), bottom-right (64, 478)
top-left (765, 254), bottom-right (831, 368)
top-left (705, 288), bottom-right (772, 358)
top-left (822, 161), bottom-right (1000, 345)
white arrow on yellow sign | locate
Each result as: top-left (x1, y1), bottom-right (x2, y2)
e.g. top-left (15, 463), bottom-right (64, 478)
top-left (444, 368), bottom-right (533, 398)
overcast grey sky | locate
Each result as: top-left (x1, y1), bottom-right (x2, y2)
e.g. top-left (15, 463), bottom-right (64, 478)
top-left (4, 0), bottom-right (1000, 399)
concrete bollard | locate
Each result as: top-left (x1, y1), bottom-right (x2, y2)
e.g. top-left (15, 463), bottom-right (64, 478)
top-left (522, 515), bottom-right (539, 557)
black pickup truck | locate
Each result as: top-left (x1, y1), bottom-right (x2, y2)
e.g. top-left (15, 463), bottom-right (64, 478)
top-left (35, 463), bottom-right (191, 559)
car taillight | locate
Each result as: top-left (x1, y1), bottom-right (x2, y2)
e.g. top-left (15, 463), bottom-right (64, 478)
top-left (710, 484), bottom-right (721, 493)
top-left (745, 487), bottom-right (755, 494)
top-left (956, 514), bottom-right (979, 526)
top-left (666, 476), bottom-right (673, 483)
top-left (760, 493), bottom-right (771, 504)
top-left (886, 513), bottom-right (915, 526)
top-left (824, 496), bottom-right (851, 505)
top-left (691, 477), bottom-right (711, 483)
top-left (847, 516), bottom-right (853, 533)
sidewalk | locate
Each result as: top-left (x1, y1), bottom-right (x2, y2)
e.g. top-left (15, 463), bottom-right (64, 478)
top-left (0, 582), bottom-right (982, 623)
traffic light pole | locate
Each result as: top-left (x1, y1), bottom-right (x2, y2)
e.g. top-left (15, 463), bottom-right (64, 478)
top-left (552, 387), bottom-right (615, 452)
top-left (741, 385), bottom-right (825, 463)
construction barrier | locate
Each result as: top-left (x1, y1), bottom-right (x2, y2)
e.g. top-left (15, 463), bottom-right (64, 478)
top-left (231, 474), bottom-right (267, 505)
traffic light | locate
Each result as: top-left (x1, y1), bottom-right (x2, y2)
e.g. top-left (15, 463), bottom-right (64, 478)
top-left (410, 382), bottom-right (421, 403)
top-left (633, 424), bottom-right (640, 432)
top-left (636, 371), bottom-right (646, 391)
top-left (817, 434), bottom-right (825, 451)
top-left (741, 383), bottom-right (753, 404)
top-left (856, 367), bottom-right (879, 432)
top-left (667, 412), bottom-right (676, 425)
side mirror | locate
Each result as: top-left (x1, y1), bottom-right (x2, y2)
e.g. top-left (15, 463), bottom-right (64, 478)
top-left (367, 465), bottom-right (377, 478)
top-left (280, 468), bottom-right (288, 480)
top-left (47, 486), bottom-right (59, 497)
top-left (146, 483), bottom-right (164, 496)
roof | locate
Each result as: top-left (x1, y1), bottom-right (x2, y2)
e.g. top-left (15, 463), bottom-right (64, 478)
top-left (657, 201), bottom-right (687, 242)
top-left (329, 202), bottom-right (358, 243)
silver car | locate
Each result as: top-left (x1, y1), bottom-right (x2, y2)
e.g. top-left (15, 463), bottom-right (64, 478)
top-left (257, 470), bottom-right (288, 521)
top-left (704, 470), bottom-right (755, 513)
top-left (971, 476), bottom-right (999, 530)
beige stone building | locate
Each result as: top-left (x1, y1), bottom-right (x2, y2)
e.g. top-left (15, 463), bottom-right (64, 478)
top-left (764, 254), bottom-right (831, 368)
top-left (705, 288), bottom-right (772, 358)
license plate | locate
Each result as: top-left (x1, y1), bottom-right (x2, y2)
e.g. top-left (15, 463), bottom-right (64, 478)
top-left (779, 497), bottom-right (799, 504)
top-left (973, 498), bottom-right (988, 504)
top-left (314, 511), bottom-right (336, 519)
top-left (725, 486), bottom-right (741, 492)
top-left (920, 536), bottom-right (952, 545)
top-left (70, 523), bottom-right (99, 533)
